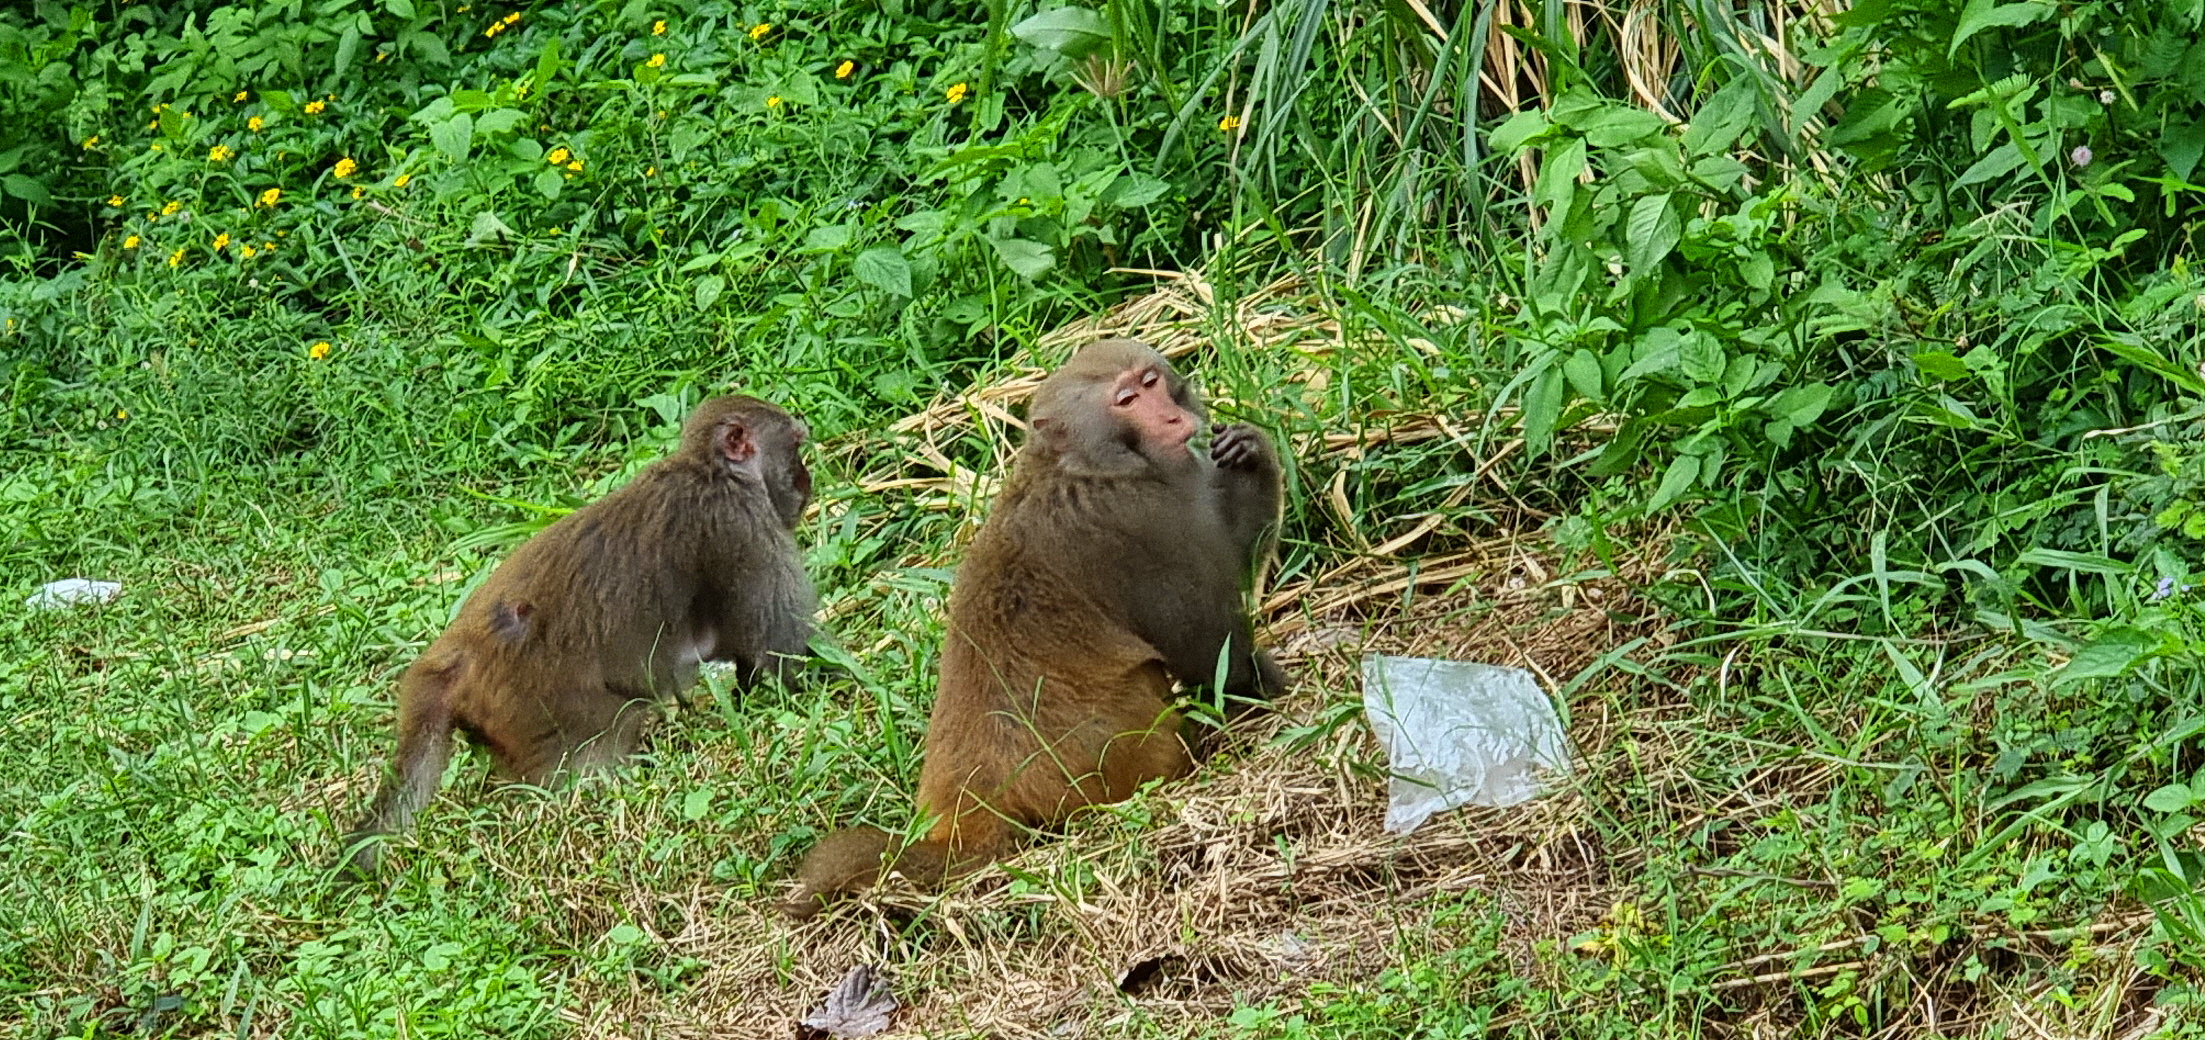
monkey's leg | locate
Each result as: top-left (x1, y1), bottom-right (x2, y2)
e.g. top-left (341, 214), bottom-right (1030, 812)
top-left (561, 692), bottom-right (656, 775)
top-left (336, 665), bottom-right (458, 881)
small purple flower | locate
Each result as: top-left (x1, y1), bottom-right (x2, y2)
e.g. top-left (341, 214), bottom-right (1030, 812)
top-left (2155, 576), bottom-right (2177, 601)
top-left (2071, 145), bottom-right (2094, 167)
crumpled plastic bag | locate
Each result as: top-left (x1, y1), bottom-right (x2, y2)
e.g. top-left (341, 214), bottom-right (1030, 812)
top-left (1361, 655), bottom-right (1572, 834)
top-left (26, 578), bottom-right (122, 610)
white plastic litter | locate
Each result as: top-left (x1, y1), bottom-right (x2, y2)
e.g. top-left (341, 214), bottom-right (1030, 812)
top-left (1361, 654), bottom-right (1572, 834)
top-left (25, 578), bottom-right (123, 610)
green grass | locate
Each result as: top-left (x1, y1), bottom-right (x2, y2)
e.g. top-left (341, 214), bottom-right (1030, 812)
top-left (9, 0), bottom-right (2205, 1036)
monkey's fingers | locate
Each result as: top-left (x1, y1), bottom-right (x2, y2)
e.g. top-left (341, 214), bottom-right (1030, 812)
top-left (1211, 424), bottom-right (1262, 469)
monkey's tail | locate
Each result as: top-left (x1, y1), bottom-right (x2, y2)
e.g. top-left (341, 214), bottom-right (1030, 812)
top-left (784, 825), bottom-right (955, 920)
top-left (334, 664), bottom-right (458, 884)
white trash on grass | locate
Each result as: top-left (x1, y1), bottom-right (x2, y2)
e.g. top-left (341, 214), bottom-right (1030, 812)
top-left (1361, 654), bottom-right (1572, 834)
top-left (26, 578), bottom-right (122, 610)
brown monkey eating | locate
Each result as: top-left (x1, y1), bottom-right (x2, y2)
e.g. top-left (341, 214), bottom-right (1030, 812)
top-left (336, 394), bottom-right (817, 881)
top-left (790, 338), bottom-right (1286, 917)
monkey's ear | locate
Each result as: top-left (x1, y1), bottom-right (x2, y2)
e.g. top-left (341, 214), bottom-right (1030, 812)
top-left (1030, 416), bottom-right (1064, 449)
top-left (718, 420), bottom-right (758, 466)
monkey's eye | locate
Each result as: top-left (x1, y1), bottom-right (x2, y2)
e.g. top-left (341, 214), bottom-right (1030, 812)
top-left (1140, 369), bottom-right (1159, 388)
top-left (1113, 387), bottom-right (1138, 407)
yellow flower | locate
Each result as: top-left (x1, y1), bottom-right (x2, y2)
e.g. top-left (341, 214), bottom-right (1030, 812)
top-left (82, 134), bottom-right (99, 149)
top-left (262, 241), bottom-right (275, 252)
top-left (248, 115), bottom-right (264, 132)
top-left (304, 100), bottom-right (326, 115)
top-left (565, 160), bottom-right (582, 172)
top-left (241, 244), bottom-right (257, 259)
top-left (234, 90), bottom-right (248, 102)
top-left (645, 166), bottom-right (657, 177)
top-left (946, 82), bottom-right (970, 104)
top-left (749, 22), bottom-right (770, 40)
top-left (1219, 115), bottom-right (1242, 132)
top-left (652, 19), bottom-right (666, 35)
top-left (162, 200), bottom-right (181, 216)
top-left (835, 60), bottom-right (854, 80)
top-left (350, 186), bottom-right (364, 199)
top-left (258, 188), bottom-right (281, 208)
top-left (123, 235), bottom-right (141, 249)
top-left (116, 410), bottom-right (127, 420)
top-left (208, 144), bottom-right (234, 161)
top-left (766, 95), bottom-right (782, 108)
top-left (647, 52), bottom-right (666, 68)
top-left (168, 248), bottom-right (185, 267)
top-left (504, 11), bottom-right (519, 23)
top-left (212, 232), bottom-right (231, 251)
top-left (334, 157), bottom-right (357, 178)
top-left (309, 341), bottom-right (332, 360)
top-left (106, 194), bottom-right (124, 206)
top-left (393, 173), bottom-right (412, 188)
top-left (547, 146), bottom-right (570, 164)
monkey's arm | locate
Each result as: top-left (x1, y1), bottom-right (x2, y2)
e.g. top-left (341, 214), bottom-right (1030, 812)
top-left (1209, 423), bottom-right (1284, 574)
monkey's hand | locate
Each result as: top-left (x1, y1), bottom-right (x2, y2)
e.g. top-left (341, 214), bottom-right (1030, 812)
top-left (1210, 423), bottom-right (1278, 473)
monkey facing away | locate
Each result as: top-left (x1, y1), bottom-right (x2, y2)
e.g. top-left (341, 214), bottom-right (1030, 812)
top-left (790, 338), bottom-right (1287, 916)
top-left (337, 395), bottom-right (817, 881)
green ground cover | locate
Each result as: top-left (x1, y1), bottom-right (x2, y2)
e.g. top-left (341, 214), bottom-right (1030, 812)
top-left (5, 0), bottom-right (2205, 1035)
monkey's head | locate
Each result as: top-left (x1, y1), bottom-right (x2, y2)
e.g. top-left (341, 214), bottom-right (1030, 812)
top-left (684, 395), bottom-right (813, 527)
top-left (1028, 338), bottom-right (1204, 478)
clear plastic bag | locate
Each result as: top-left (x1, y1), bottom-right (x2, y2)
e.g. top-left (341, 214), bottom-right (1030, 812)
top-left (26, 578), bottom-right (122, 610)
top-left (1361, 655), bottom-right (1572, 834)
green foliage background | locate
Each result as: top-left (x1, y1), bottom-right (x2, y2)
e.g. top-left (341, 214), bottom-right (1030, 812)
top-left (6, 0), bottom-right (2205, 1035)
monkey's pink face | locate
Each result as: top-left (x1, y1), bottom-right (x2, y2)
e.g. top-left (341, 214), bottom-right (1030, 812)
top-left (1112, 363), bottom-right (1197, 457)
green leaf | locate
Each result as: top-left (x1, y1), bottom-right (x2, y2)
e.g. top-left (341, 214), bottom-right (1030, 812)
top-left (2162, 118), bottom-right (2205, 181)
top-left (1912, 351), bottom-right (1971, 381)
top-left (1678, 331), bottom-right (1725, 384)
top-left (1532, 138), bottom-right (1587, 213)
top-left (1953, 142), bottom-right (2025, 187)
top-left (1562, 349), bottom-right (1604, 401)
top-left (474, 108), bottom-right (525, 136)
top-left (2, 175), bottom-right (49, 205)
top-left (681, 788), bottom-right (714, 821)
top-left (694, 275), bottom-right (725, 310)
top-left (988, 237), bottom-right (1054, 278)
top-left (1648, 453), bottom-right (1701, 512)
top-left (1682, 77), bottom-right (1758, 157)
top-left (1950, 0), bottom-right (2055, 58)
top-left (1769, 383), bottom-right (1832, 427)
top-left (1521, 365), bottom-right (1563, 456)
top-left (606, 923), bottom-right (645, 944)
top-left (532, 167), bottom-right (563, 198)
top-left (334, 25), bottom-right (362, 82)
top-left (803, 225), bottom-right (852, 252)
top-left (385, 0), bottom-right (416, 15)
top-left (1009, 7), bottom-right (1109, 58)
top-left (853, 247), bottom-right (913, 296)
top-left (2145, 783), bottom-right (2198, 814)
top-left (532, 36), bottom-right (564, 94)
top-left (2057, 625), bottom-right (2158, 683)
top-left (1103, 173), bottom-right (1170, 208)
top-left (1487, 109), bottom-right (1551, 154)
top-left (464, 211), bottom-right (515, 246)
top-left (1578, 106), bottom-right (1667, 148)
top-left (2014, 548), bottom-right (2130, 575)
top-left (429, 113), bottom-right (474, 162)
top-left (1624, 193), bottom-right (1681, 273)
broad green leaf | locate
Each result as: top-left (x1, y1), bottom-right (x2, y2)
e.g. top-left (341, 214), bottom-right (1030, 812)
top-left (1682, 76), bottom-right (1758, 157)
top-left (2, 175), bottom-right (49, 205)
top-left (1769, 383), bottom-right (1832, 427)
top-left (2056, 625), bottom-right (2158, 683)
top-left (1950, 0), bottom-right (2055, 58)
top-left (2144, 784), bottom-right (2198, 814)
top-left (1010, 7), bottom-right (1109, 57)
top-left (1578, 105), bottom-right (1667, 148)
top-left (1562, 349), bottom-right (1604, 401)
top-left (1953, 142), bottom-right (2024, 187)
top-left (532, 167), bottom-right (563, 198)
top-left (1487, 109), bottom-right (1551, 154)
top-left (532, 36), bottom-right (563, 93)
top-left (988, 237), bottom-right (1054, 278)
top-left (385, 0), bottom-right (416, 14)
top-left (464, 211), bottom-right (514, 246)
top-left (853, 247), bottom-right (913, 296)
top-left (475, 108), bottom-right (525, 135)
top-left (1912, 350), bottom-right (1971, 381)
top-left (2162, 118), bottom-right (2205, 181)
top-left (1533, 138), bottom-right (1587, 213)
top-left (1624, 193), bottom-right (1681, 272)
top-left (429, 113), bottom-right (473, 161)
top-left (1648, 453), bottom-right (1701, 512)
top-left (1678, 331), bottom-right (1725, 384)
top-left (681, 788), bottom-right (714, 820)
top-left (334, 25), bottom-right (362, 81)
top-left (1103, 173), bottom-right (1170, 208)
top-left (1520, 366), bottom-right (1564, 456)
top-left (694, 274), bottom-right (725, 310)
top-left (606, 923), bottom-right (645, 944)
top-left (803, 225), bottom-right (853, 252)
